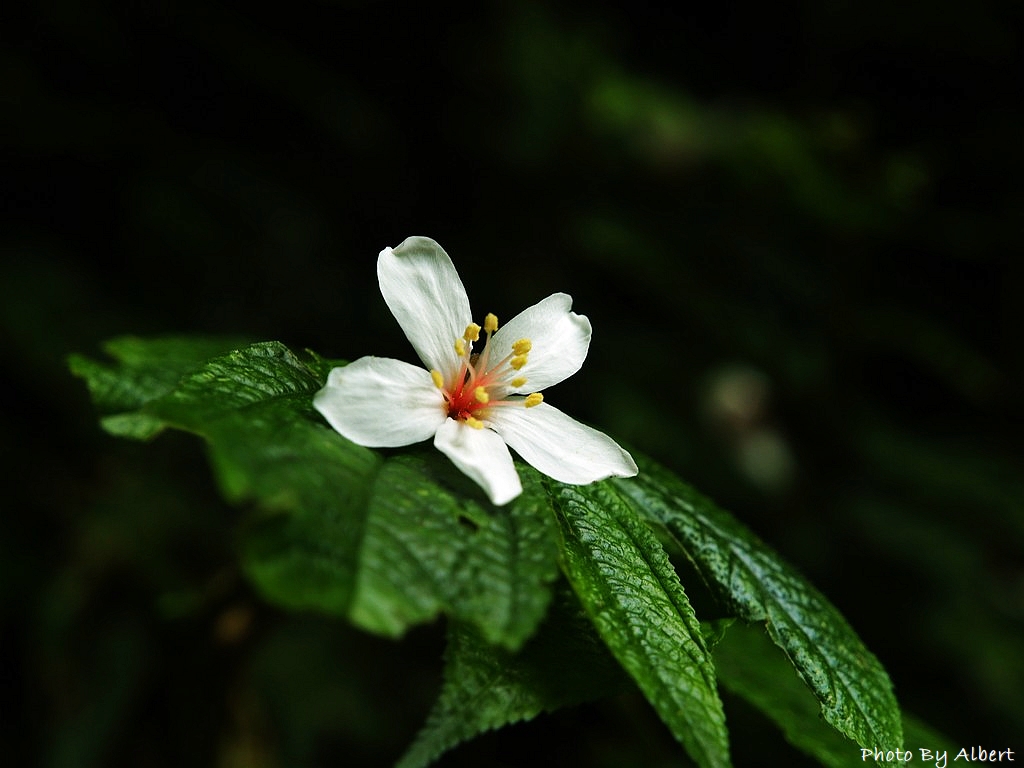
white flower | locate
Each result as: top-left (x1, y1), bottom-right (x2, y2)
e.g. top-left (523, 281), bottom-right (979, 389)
top-left (313, 236), bottom-right (638, 505)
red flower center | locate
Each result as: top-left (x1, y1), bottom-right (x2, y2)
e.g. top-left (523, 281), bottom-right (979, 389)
top-left (430, 314), bottom-right (541, 429)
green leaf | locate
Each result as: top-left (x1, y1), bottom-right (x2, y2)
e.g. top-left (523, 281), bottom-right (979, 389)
top-left (232, 440), bottom-right (560, 650)
top-left (224, 411), bottom-right (382, 616)
top-left (549, 479), bottom-right (731, 768)
top-left (397, 583), bottom-right (631, 768)
top-left (714, 621), bottom-right (874, 768)
top-left (145, 343), bottom-right (381, 622)
top-left (68, 335), bottom-right (250, 439)
top-left (72, 339), bottom-right (558, 650)
top-left (147, 340), bottom-right (325, 431)
top-left (345, 454), bottom-right (559, 649)
top-left (162, 343), bottom-right (557, 648)
top-left (613, 458), bottom-right (903, 765)
top-left (715, 623), bottom-right (957, 768)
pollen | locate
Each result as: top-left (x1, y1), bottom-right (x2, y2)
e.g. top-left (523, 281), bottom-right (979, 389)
top-left (463, 323), bottom-right (481, 342)
top-left (474, 386), bottom-right (489, 403)
top-left (465, 416), bottom-right (485, 429)
top-left (512, 338), bottom-right (532, 355)
top-left (455, 338), bottom-right (467, 356)
top-left (524, 393), bottom-right (543, 408)
top-left (484, 313), bottom-right (498, 333)
top-left (430, 370), bottom-right (444, 389)
top-left (510, 376), bottom-right (527, 388)
top-left (510, 354), bottom-right (528, 370)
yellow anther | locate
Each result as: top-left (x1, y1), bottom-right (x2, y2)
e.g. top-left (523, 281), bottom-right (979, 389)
top-left (510, 354), bottom-right (528, 370)
top-left (455, 338), bottom-right (467, 356)
top-left (510, 376), bottom-right (527, 388)
top-left (512, 338), bottom-right (532, 355)
top-left (484, 313), bottom-right (498, 333)
top-left (473, 386), bottom-right (489, 404)
top-left (465, 416), bottom-right (485, 429)
top-left (524, 393), bottom-right (543, 408)
top-left (463, 323), bottom-right (481, 342)
top-left (430, 370), bottom-right (444, 389)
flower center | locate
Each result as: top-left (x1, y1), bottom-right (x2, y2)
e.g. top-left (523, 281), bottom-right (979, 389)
top-left (431, 313), bottom-right (543, 429)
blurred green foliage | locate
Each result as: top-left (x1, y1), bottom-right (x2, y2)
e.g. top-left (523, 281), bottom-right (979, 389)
top-left (3, 0), bottom-right (1021, 765)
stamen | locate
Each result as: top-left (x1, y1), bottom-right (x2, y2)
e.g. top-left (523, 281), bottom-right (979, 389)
top-left (475, 312), bottom-right (497, 375)
top-left (444, 320), bottom-right (544, 422)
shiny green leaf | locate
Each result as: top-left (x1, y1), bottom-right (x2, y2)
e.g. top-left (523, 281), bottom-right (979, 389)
top-left (72, 339), bottom-right (557, 649)
top-left (550, 479), bottom-right (731, 768)
top-left (614, 458), bottom-right (903, 764)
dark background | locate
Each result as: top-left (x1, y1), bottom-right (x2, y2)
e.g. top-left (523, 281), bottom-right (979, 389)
top-left (3, 1), bottom-right (1022, 766)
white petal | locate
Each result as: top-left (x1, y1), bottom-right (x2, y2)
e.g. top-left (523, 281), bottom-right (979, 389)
top-left (433, 418), bottom-right (523, 505)
top-left (377, 237), bottom-right (472, 377)
top-left (313, 357), bottom-right (447, 447)
top-left (488, 293), bottom-right (591, 393)
top-left (490, 401), bottom-right (638, 485)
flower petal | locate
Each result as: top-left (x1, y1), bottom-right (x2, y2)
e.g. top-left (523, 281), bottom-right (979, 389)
top-left (490, 401), bottom-right (638, 485)
top-left (377, 236), bottom-right (472, 377)
top-left (313, 357), bottom-right (447, 447)
top-left (488, 293), bottom-right (591, 393)
top-left (433, 418), bottom-right (523, 505)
